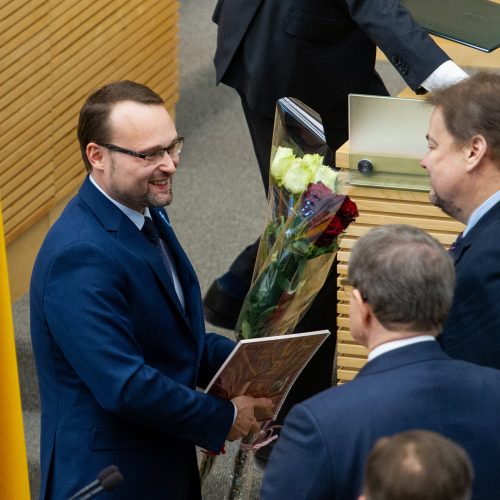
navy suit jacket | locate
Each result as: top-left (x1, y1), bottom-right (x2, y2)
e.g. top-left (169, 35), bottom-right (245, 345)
top-left (214, 0), bottom-right (448, 127)
top-left (439, 200), bottom-right (500, 369)
top-left (261, 341), bottom-right (500, 500)
top-left (30, 177), bottom-right (236, 499)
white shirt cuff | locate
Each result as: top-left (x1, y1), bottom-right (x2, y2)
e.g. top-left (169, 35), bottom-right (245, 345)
top-left (421, 60), bottom-right (469, 92)
top-left (232, 401), bottom-right (238, 424)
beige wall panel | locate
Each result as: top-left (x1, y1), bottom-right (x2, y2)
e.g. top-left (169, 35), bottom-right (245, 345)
top-left (1, 5), bottom-right (47, 53)
top-left (55, 163), bottom-right (85, 194)
top-left (0, 0), bottom-right (33, 19)
top-left (6, 215), bottom-right (48, 301)
top-left (2, 159), bottom-right (53, 208)
top-left (1, 0), bottom-right (180, 296)
top-left (3, 176), bottom-right (54, 223)
top-left (0, 142), bottom-right (51, 187)
top-left (0, 54), bottom-right (52, 113)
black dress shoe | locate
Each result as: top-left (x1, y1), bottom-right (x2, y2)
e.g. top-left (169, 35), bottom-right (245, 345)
top-left (203, 278), bottom-right (246, 330)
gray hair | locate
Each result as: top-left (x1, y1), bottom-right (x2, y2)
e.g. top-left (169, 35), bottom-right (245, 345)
top-left (348, 225), bottom-right (455, 333)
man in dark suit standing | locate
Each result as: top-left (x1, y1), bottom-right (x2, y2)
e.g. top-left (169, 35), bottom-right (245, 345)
top-left (30, 81), bottom-right (271, 500)
top-left (261, 224), bottom-right (500, 500)
top-left (205, 0), bottom-right (468, 410)
top-left (421, 72), bottom-right (500, 369)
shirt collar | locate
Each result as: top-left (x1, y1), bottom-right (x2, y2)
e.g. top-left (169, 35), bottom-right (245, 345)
top-left (463, 190), bottom-right (500, 237)
top-left (368, 336), bottom-right (436, 362)
top-left (89, 174), bottom-right (150, 229)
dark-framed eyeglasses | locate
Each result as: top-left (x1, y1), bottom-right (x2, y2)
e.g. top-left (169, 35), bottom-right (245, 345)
top-left (341, 277), bottom-right (368, 302)
top-left (98, 136), bottom-right (184, 165)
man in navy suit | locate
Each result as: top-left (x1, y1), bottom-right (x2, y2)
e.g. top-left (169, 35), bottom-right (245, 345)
top-left (421, 72), bottom-right (500, 369)
top-left (30, 80), bottom-right (272, 499)
top-left (261, 224), bottom-right (500, 500)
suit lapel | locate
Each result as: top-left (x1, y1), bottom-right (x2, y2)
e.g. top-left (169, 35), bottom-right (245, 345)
top-left (78, 178), bottom-right (191, 328)
top-left (451, 236), bottom-right (468, 265)
top-left (454, 200), bottom-right (500, 265)
top-left (150, 208), bottom-right (203, 330)
top-left (116, 218), bottom-right (189, 320)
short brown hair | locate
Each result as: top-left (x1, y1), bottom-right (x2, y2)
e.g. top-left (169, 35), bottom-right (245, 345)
top-left (77, 80), bottom-right (164, 171)
top-left (364, 430), bottom-right (474, 500)
top-left (427, 72), bottom-right (500, 161)
top-left (348, 225), bottom-right (455, 333)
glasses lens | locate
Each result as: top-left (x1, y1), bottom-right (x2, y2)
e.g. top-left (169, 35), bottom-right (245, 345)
top-left (145, 150), bottom-right (165, 164)
top-left (143, 138), bottom-right (184, 166)
top-left (168, 137), bottom-right (184, 158)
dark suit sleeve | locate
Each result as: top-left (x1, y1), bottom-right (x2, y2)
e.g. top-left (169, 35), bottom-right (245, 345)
top-left (197, 332), bottom-right (235, 389)
top-left (261, 403), bottom-right (334, 500)
top-left (345, 0), bottom-right (449, 90)
top-left (43, 241), bottom-right (234, 452)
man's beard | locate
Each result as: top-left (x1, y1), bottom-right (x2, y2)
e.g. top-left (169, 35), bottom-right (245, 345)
top-left (145, 184), bottom-right (173, 207)
top-left (429, 189), bottom-right (462, 221)
top-left (108, 156), bottom-right (173, 210)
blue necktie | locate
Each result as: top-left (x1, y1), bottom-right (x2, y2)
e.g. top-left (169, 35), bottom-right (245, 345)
top-left (449, 232), bottom-right (463, 254)
top-left (141, 216), bottom-right (174, 281)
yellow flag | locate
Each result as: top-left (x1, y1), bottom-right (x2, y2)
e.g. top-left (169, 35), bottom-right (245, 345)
top-left (0, 202), bottom-right (30, 499)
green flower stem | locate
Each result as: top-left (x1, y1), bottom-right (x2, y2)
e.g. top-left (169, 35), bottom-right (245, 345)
top-left (228, 434), bottom-right (254, 500)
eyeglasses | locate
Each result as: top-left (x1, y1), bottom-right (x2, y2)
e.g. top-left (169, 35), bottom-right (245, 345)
top-left (98, 136), bottom-right (184, 166)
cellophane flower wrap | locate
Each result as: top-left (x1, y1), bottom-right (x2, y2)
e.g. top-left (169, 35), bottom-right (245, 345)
top-left (235, 98), bottom-right (358, 341)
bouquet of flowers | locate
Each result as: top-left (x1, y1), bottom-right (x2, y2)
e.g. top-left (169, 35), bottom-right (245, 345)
top-left (236, 146), bottom-right (358, 340)
top-left (224, 98), bottom-right (358, 500)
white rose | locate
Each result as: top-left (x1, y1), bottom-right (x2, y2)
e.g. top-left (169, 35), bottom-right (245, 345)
top-left (312, 165), bottom-right (339, 192)
top-left (270, 147), bottom-right (296, 183)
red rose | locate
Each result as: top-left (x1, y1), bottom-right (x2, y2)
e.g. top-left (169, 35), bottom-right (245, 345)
top-left (300, 182), bottom-right (335, 217)
top-left (315, 216), bottom-right (344, 247)
top-left (337, 197), bottom-right (358, 227)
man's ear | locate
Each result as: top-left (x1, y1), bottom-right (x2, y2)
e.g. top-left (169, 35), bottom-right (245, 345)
top-left (352, 289), bottom-right (371, 325)
top-left (464, 134), bottom-right (488, 172)
top-left (86, 143), bottom-right (106, 172)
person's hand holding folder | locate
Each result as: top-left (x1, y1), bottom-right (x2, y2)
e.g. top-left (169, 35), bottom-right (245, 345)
top-left (227, 396), bottom-right (273, 441)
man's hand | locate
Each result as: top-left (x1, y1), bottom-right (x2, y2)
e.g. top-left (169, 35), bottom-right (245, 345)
top-left (227, 395), bottom-right (273, 441)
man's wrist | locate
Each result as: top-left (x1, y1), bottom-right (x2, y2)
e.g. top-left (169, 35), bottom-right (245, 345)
top-left (232, 401), bottom-right (238, 423)
top-left (420, 60), bottom-right (469, 92)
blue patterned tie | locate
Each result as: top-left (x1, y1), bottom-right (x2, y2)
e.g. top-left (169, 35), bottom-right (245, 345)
top-left (141, 216), bottom-right (174, 281)
top-left (449, 232), bottom-right (463, 254)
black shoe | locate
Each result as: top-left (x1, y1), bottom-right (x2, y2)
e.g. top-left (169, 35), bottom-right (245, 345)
top-left (203, 274), bottom-right (247, 330)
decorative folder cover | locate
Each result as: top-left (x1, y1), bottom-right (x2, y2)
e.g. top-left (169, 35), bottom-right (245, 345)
top-left (206, 330), bottom-right (330, 421)
top-left (402, 0), bottom-right (500, 52)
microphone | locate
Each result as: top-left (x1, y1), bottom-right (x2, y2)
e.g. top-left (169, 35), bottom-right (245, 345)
top-left (68, 465), bottom-right (123, 500)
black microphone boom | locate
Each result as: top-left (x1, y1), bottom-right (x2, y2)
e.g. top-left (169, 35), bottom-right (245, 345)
top-left (68, 465), bottom-right (123, 500)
